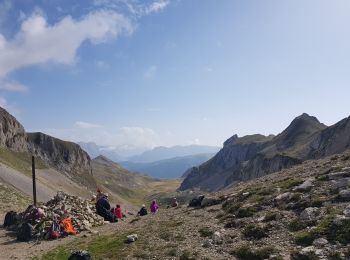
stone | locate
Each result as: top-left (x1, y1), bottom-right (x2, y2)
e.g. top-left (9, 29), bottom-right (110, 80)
top-left (333, 215), bottom-right (347, 226)
top-left (126, 234), bottom-right (138, 243)
top-left (213, 231), bottom-right (222, 244)
top-left (275, 192), bottom-right (292, 201)
top-left (343, 206), bottom-right (350, 217)
top-left (201, 197), bottom-right (223, 207)
top-left (293, 179), bottom-right (314, 192)
top-left (329, 172), bottom-right (350, 180)
top-left (338, 189), bottom-right (350, 200)
top-left (202, 239), bottom-right (212, 248)
top-left (313, 238), bottom-right (329, 247)
top-left (332, 178), bottom-right (350, 189)
top-left (300, 207), bottom-right (320, 222)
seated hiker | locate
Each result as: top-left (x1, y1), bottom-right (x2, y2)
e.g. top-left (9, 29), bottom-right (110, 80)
top-left (96, 188), bottom-right (104, 202)
top-left (150, 200), bottom-right (159, 214)
top-left (114, 204), bottom-right (124, 219)
top-left (96, 193), bottom-right (117, 222)
top-left (171, 197), bottom-right (179, 207)
top-left (137, 204), bottom-right (148, 216)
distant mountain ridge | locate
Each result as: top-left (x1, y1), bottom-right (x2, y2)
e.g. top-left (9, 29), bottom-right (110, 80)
top-left (120, 153), bottom-right (215, 179)
top-left (180, 113), bottom-right (350, 191)
top-left (127, 145), bottom-right (220, 163)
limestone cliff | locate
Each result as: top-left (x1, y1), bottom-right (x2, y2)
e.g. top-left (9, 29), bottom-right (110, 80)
top-left (0, 107), bottom-right (28, 151)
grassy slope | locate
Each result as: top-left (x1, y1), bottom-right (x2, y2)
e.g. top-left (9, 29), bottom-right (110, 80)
top-left (0, 182), bottom-right (31, 215)
top-left (41, 152), bottom-right (350, 260)
top-left (0, 147), bottom-right (47, 176)
top-left (92, 157), bottom-right (181, 205)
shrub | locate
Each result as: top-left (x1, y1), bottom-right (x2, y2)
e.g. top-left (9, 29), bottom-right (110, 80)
top-left (316, 175), bottom-right (329, 181)
top-left (231, 245), bottom-right (275, 260)
top-left (264, 212), bottom-right (278, 222)
top-left (328, 252), bottom-right (343, 260)
top-left (291, 251), bottom-right (319, 260)
top-left (288, 219), bottom-right (307, 232)
top-left (167, 248), bottom-right (177, 257)
top-left (294, 231), bottom-right (315, 246)
top-left (279, 178), bottom-right (304, 190)
top-left (242, 224), bottom-right (268, 240)
top-left (223, 201), bottom-right (242, 214)
top-left (236, 207), bottom-right (257, 218)
top-left (198, 227), bottom-right (213, 237)
top-left (179, 250), bottom-right (194, 260)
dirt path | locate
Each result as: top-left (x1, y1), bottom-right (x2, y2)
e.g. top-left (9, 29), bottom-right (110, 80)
top-left (0, 205), bottom-right (235, 260)
top-left (0, 220), bottom-right (130, 259)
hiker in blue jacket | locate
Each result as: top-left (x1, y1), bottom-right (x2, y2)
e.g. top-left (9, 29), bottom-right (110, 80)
top-left (96, 194), bottom-right (116, 222)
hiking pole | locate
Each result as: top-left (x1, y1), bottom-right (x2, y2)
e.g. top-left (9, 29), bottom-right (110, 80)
top-left (32, 156), bottom-right (37, 206)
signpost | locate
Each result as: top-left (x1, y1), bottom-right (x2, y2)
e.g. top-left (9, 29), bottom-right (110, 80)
top-left (32, 156), bottom-right (37, 206)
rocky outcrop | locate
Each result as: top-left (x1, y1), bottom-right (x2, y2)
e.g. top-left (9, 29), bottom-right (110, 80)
top-left (0, 107), bottom-right (28, 151)
top-left (28, 132), bottom-right (96, 189)
top-left (180, 113), bottom-right (350, 191)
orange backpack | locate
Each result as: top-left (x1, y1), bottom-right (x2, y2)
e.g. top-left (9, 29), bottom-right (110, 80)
top-left (61, 218), bottom-right (76, 235)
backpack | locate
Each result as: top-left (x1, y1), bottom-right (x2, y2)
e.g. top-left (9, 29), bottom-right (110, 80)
top-left (68, 250), bottom-right (91, 260)
top-left (17, 222), bottom-right (33, 242)
top-left (3, 211), bottom-right (17, 227)
top-left (50, 221), bottom-right (61, 239)
top-left (189, 195), bottom-right (205, 207)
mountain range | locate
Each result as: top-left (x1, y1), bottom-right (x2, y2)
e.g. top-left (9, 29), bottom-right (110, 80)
top-left (79, 142), bottom-right (220, 179)
top-left (0, 106), bottom-right (170, 206)
top-left (180, 113), bottom-right (350, 191)
top-left (120, 153), bottom-right (215, 179)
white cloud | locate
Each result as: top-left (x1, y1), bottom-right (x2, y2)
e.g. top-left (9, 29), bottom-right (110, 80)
top-left (75, 121), bottom-right (103, 129)
top-left (143, 65), bottom-right (157, 79)
top-left (93, 0), bottom-right (170, 16)
top-left (0, 80), bottom-right (28, 93)
top-left (0, 10), bottom-right (134, 78)
top-left (119, 127), bottom-right (158, 148)
top-left (37, 124), bottom-right (158, 151)
top-left (144, 0), bottom-right (170, 15)
top-left (95, 60), bottom-right (110, 69)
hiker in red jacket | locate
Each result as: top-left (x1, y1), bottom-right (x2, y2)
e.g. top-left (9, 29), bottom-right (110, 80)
top-left (114, 204), bottom-right (123, 219)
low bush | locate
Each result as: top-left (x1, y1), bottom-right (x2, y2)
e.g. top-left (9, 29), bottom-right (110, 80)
top-left (198, 227), bottom-right (213, 238)
top-left (231, 245), bottom-right (275, 260)
top-left (236, 207), bottom-right (257, 218)
top-left (242, 224), bottom-right (268, 240)
top-left (288, 219), bottom-right (307, 232)
top-left (294, 231), bottom-right (315, 246)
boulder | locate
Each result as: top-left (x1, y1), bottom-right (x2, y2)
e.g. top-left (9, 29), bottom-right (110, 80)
top-left (293, 179), bottom-right (314, 192)
top-left (126, 234), bottom-right (138, 243)
top-left (300, 207), bottom-right (320, 222)
top-left (338, 189), bottom-right (350, 201)
top-left (312, 238), bottom-right (329, 247)
top-left (201, 197), bottom-right (222, 207)
top-left (275, 192), bottom-right (293, 201)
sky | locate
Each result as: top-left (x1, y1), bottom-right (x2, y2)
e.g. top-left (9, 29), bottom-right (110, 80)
top-left (0, 0), bottom-right (350, 154)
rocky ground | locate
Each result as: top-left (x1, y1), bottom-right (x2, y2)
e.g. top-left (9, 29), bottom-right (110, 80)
top-left (1, 151), bottom-right (350, 259)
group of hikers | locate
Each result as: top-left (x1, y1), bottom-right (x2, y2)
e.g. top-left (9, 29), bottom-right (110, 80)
top-left (94, 189), bottom-right (179, 222)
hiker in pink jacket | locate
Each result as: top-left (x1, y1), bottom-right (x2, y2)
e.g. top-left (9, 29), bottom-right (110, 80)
top-left (150, 200), bottom-right (159, 214)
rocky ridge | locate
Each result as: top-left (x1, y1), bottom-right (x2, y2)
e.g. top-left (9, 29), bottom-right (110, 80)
top-left (0, 107), bottom-right (96, 190)
top-left (0, 107), bottom-right (28, 152)
top-left (33, 151), bottom-right (350, 260)
top-left (181, 113), bottom-right (350, 191)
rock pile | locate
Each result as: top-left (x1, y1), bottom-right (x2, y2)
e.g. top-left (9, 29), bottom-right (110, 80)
top-left (43, 191), bottom-right (105, 232)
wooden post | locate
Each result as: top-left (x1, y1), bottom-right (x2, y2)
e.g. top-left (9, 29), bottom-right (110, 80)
top-left (32, 156), bottom-right (37, 206)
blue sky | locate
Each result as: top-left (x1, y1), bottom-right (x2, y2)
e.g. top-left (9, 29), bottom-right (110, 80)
top-left (0, 0), bottom-right (350, 153)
